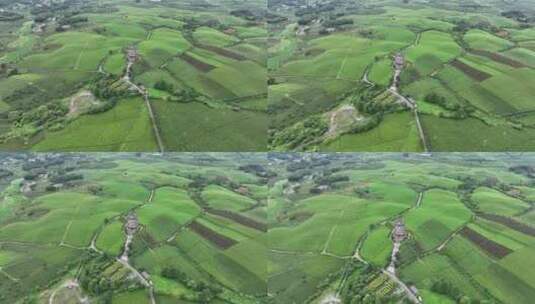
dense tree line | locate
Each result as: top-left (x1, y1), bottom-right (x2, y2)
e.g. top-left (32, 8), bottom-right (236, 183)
top-left (425, 93), bottom-right (475, 119)
top-left (161, 267), bottom-right (222, 303)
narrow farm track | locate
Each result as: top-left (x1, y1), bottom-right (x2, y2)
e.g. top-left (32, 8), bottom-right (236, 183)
top-left (117, 224), bottom-right (156, 304)
top-left (143, 91), bottom-right (165, 153)
top-left (89, 233), bottom-right (103, 254)
top-left (361, 67), bottom-right (375, 87)
top-left (337, 192), bottom-right (427, 303)
top-left (413, 108), bottom-right (429, 152)
top-left (122, 49), bottom-right (165, 153)
top-left (59, 220), bottom-right (73, 244)
top-left (73, 41), bottom-right (90, 70)
top-left (387, 51), bottom-right (430, 152)
top-left (0, 267), bottom-right (19, 283)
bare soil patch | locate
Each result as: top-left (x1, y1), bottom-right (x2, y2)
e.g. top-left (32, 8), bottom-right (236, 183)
top-left (205, 208), bottom-right (267, 232)
top-left (188, 220), bottom-right (237, 249)
top-left (179, 53), bottom-right (216, 72)
top-left (479, 213), bottom-right (535, 237)
top-left (470, 49), bottom-right (526, 68)
top-left (460, 226), bottom-right (513, 259)
top-left (198, 44), bottom-right (246, 61)
top-left (67, 90), bottom-right (100, 117)
top-left (451, 59), bottom-right (492, 81)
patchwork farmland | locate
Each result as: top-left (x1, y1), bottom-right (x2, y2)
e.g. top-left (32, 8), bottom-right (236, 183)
top-left (1, 152), bottom-right (535, 303)
top-left (268, 0), bottom-right (535, 152)
top-left (0, 153), bottom-right (269, 303)
top-left (0, 0), bottom-right (267, 151)
top-left (266, 152), bottom-right (535, 304)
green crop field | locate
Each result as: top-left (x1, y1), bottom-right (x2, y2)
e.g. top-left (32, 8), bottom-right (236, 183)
top-left (0, 0), bottom-right (267, 152)
top-left (1, 152), bottom-right (535, 303)
top-left (268, 0), bottom-right (535, 151)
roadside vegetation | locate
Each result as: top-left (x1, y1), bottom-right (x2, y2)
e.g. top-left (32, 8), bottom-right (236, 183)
top-left (268, 0), bottom-right (535, 151)
top-left (0, 0), bottom-right (267, 151)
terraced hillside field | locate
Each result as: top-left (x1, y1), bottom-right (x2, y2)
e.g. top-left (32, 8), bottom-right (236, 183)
top-left (0, 153), bottom-right (269, 304)
top-left (1, 152), bottom-right (535, 303)
top-left (0, 0), bottom-right (267, 151)
top-left (268, 0), bottom-right (535, 152)
top-left (266, 152), bottom-right (535, 304)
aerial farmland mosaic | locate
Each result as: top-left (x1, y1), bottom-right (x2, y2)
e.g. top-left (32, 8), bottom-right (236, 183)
top-left (1, 152), bottom-right (535, 303)
top-left (268, 0), bottom-right (535, 151)
top-left (0, 0), bottom-right (267, 151)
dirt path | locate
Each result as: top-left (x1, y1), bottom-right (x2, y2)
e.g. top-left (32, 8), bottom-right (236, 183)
top-left (322, 226), bottom-right (337, 254)
top-left (117, 212), bottom-right (156, 304)
top-left (89, 233), bottom-right (103, 254)
top-left (269, 249), bottom-right (317, 256)
top-left (73, 41), bottom-right (89, 70)
top-left (413, 108), bottom-right (429, 152)
top-left (336, 53), bottom-right (349, 79)
top-left (415, 191), bottom-right (424, 208)
top-left (143, 92), bottom-right (165, 153)
top-left (437, 224), bottom-right (467, 252)
top-left (59, 220), bottom-right (73, 246)
top-left (387, 53), bottom-right (429, 152)
top-left (120, 233), bottom-right (133, 263)
top-left (0, 267), bottom-right (19, 283)
top-left (386, 241), bottom-right (401, 274)
top-left (148, 189), bottom-right (155, 203)
top-left (362, 68), bottom-right (375, 87)
top-left (122, 48), bottom-right (165, 153)
top-left (285, 93), bottom-right (304, 106)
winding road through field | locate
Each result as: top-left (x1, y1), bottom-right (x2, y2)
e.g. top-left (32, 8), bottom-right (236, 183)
top-left (123, 49), bottom-right (165, 153)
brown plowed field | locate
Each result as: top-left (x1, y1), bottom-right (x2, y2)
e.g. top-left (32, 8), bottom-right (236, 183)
top-left (460, 226), bottom-right (513, 259)
top-left (188, 221), bottom-right (237, 249)
top-left (479, 213), bottom-right (535, 237)
top-left (470, 49), bottom-right (526, 68)
top-left (198, 44), bottom-right (246, 61)
top-left (179, 53), bottom-right (215, 72)
top-left (206, 208), bottom-right (267, 232)
top-left (451, 59), bottom-right (492, 81)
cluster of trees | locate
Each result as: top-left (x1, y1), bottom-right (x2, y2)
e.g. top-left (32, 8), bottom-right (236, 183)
top-left (271, 115), bottom-right (329, 150)
top-left (510, 165), bottom-right (535, 178)
top-left (355, 88), bottom-right (395, 115)
top-left (88, 75), bottom-right (131, 114)
top-left (57, 15), bottom-right (88, 26)
top-left (501, 10), bottom-right (533, 23)
top-left (341, 263), bottom-right (401, 304)
top-left (91, 74), bottom-right (130, 100)
top-left (452, 19), bottom-right (497, 33)
top-left (238, 164), bottom-right (274, 178)
top-left (266, 12), bottom-right (288, 24)
top-left (317, 175), bottom-right (349, 185)
top-left (49, 173), bottom-right (83, 184)
top-left (0, 168), bottom-right (13, 179)
top-left (22, 157), bottom-right (64, 171)
top-left (430, 280), bottom-right (480, 303)
top-left (323, 18), bottom-right (354, 28)
top-left (230, 9), bottom-right (262, 21)
top-left (0, 63), bottom-right (18, 77)
top-left (288, 170), bottom-right (312, 182)
top-left (153, 80), bottom-right (202, 103)
top-left (295, 3), bottom-right (336, 17)
top-left (425, 93), bottom-right (475, 119)
top-left (79, 254), bottom-right (135, 299)
top-left (0, 11), bottom-right (23, 21)
top-left (7, 101), bottom-right (68, 135)
top-left (161, 267), bottom-right (222, 303)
